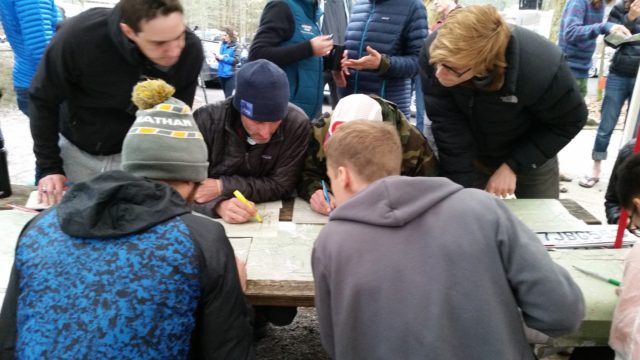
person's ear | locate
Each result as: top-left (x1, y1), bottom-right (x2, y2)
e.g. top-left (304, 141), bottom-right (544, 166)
top-left (337, 165), bottom-right (352, 191)
top-left (632, 197), bottom-right (640, 211)
top-left (120, 23), bottom-right (137, 41)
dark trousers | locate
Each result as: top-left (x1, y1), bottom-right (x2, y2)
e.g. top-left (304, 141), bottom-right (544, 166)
top-left (476, 156), bottom-right (560, 199)
top-left (323, 71), bottom-right (340, 109)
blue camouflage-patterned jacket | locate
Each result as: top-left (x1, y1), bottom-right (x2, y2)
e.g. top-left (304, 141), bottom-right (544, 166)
top-left (0, 171), bottom-right (254, 359)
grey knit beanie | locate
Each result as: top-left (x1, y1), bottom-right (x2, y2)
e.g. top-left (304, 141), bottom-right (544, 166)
top-left (121, 79), bottom-right (209, 182)
top-left (233, 59), bottom-right (289, 122)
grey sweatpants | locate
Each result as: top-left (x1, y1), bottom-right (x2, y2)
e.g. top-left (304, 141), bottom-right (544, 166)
top-left (59, 135), bottom-right (122, 183)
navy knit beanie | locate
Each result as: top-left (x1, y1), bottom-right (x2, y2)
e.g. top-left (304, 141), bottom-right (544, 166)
top-left (233, 59), bottom-right (289, 122)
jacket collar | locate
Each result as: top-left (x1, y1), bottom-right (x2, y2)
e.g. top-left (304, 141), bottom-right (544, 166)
top-left (500, 26), bottom-right (520, 95)
top-left (107, 4), bottom-right (145, 66)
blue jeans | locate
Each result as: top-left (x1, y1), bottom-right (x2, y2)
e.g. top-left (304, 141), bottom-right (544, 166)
top-left (593, 73), bottom-right (638, 160)
top-left (219, 76), bottom-right (235, 99)
top-left (413, 76), bottom-right (425, 133)
top-left (14, 87), bottom-right (29, 117)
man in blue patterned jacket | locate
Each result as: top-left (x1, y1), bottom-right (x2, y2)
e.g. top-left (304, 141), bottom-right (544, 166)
top-left (0, 80), bottom-right (254, 359)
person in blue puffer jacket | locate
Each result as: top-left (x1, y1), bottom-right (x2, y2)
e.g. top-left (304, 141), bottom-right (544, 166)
top-left (334, 0), bottom-right (428, 119)
top-left (216, 26), bottom-right (240, 98)
top-left (0, 0), bottom-right (61, 116)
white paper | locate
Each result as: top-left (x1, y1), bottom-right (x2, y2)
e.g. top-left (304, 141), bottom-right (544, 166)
top-left (291, 197), bottom-right (328, 224)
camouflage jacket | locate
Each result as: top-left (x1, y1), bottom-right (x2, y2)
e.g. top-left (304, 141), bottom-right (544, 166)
top-left (297, 95), bottom-right (439, 201)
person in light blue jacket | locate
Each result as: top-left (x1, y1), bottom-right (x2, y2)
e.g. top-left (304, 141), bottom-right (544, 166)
top-left (0, 0), bottom-right (61, 116)
top-left (216, 26), bottom-right (240, 98)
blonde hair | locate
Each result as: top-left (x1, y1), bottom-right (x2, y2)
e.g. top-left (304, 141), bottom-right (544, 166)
top-left (325, 121), bottom-right (402, 183)
top-left (429, 5), bottom-right (511, 91)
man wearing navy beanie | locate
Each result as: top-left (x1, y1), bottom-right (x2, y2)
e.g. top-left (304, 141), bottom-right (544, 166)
top-left (192, 59), bottom-right (310, 223)
top-left (192, 59), bottom-right (309, 335)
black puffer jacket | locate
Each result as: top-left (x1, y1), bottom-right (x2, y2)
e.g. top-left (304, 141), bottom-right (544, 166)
top-left (420, 26), bottom-right (587, 188)
top-left (605, 141), bottom-right (635, 224)
top-left (192, 98), bottom-right (310, 216)
top-left (607, 0), bottom-right (640, 77)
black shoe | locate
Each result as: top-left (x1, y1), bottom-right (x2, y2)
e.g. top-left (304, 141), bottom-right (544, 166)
top-left (251, 308), bottom-right (270, 341)
top-left (265, 306), bottom-right (298, 326)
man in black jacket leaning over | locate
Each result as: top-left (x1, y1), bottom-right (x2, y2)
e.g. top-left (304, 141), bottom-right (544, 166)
top-left (192, 59), bottom-right (310, 224)
top-left (421, 5), bottom-right (587, 199)
top-left (31, 0), bottom-right (203, 206)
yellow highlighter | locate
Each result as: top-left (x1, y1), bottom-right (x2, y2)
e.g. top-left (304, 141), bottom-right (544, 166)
top-left (233, 190), bottom-right (263, 223)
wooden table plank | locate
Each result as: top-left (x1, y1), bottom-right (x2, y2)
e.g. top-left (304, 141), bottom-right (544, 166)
top-left (0, 184), bottom-right (34, 210)
top-left (560, 198), bottom-right (602, 225)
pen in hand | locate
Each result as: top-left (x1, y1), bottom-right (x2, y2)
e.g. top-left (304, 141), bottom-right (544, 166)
top-left (321, 180), bottom-right (331, 206)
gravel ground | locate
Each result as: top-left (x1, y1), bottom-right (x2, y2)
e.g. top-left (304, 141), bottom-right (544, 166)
top-left (256, 308), bottom-right (329, 359)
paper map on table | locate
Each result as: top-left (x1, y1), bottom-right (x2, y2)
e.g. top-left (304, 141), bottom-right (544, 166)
top-left (25, 190), bottom-right (52, 210)
top-left (229, 238), bottom-right (252, 263)
top-left (247, 235), bottom-right (316, 281)
top-left (291, 197), bottom-right (328, 224)
top-left (538, 225), bottom-right (637, 248)
top-left (503, 199), bottom-right (590, 233)
top-left (214, 200), bottom-right (282, 238)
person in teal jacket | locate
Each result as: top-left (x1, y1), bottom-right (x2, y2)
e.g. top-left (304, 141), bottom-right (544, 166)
top-left (216, 26), bottom-right (239, 98)
top-left (249, 0), bottom-right (334, 120)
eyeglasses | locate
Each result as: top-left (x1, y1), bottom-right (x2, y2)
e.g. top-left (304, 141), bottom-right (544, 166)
top-left (627, 208), bottom-right (640, 236)
top-left (439, 63), bottom-right (472, 78)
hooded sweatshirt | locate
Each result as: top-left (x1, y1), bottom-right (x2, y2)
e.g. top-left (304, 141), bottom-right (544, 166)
top-left (312, 176), bottom-right (585, 360)
top-left (0, 171), bottom-right (253, 359)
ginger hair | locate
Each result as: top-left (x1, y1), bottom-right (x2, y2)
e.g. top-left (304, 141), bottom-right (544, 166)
top-left (429, 5), bottom-right (511, 91)
top-left (325, 121), bottom-right (401, 184)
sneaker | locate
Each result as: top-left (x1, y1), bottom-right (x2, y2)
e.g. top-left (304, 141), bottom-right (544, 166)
top-left (578, 176), bottom-right (600, 188)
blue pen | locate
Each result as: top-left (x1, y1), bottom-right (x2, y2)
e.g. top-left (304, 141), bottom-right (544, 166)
top-left (321, 180), bottom-right (331, 205)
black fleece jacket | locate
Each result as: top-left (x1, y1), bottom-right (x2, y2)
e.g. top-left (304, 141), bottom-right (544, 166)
top-left (29, 5), bottom-right (203, 177)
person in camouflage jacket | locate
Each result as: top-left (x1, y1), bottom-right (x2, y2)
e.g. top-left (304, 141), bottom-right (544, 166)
top-left (298, 94), bottom-right (438, 215)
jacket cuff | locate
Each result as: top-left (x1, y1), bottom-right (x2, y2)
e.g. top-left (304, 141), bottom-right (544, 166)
top-left (604, 22), bottom-right (614, 34)
top-left (377, 54), bottom-right (391, 75)
top-left (505, 158), bottom-right (520, 175)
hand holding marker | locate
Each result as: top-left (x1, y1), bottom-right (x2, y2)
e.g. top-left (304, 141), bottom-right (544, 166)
top-left (233, 190), bottom-right (263, 223)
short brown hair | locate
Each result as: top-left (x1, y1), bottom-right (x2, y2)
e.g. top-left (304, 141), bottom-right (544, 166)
top-left (121, 0), bottom-right (183, 33)
top-left (429, 5), bottom-right (511, 91)
top-left (325, 121), bottom-right (402, 183)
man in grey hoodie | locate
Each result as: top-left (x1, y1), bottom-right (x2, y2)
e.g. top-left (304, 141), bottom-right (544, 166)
top-left (312, 120), bottom-right (585, 359)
